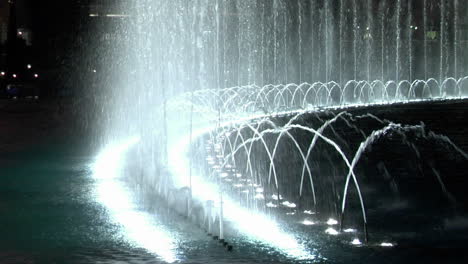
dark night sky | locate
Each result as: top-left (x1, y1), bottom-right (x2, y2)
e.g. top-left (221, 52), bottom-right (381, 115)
top-left (18, 0), bottom-right (80, 40)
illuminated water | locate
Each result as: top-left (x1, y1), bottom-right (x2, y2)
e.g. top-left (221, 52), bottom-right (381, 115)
top-left (34, 0), bottom-right (468, 263)
top-left (1, 108), bottom-right (467, 263)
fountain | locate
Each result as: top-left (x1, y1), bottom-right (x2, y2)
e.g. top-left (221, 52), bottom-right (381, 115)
top-left (89, 0), bottom-right (468, 262)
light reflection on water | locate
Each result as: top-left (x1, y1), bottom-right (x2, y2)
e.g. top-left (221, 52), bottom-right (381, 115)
top-left (92, 136), bottom-right (179, 263)
top-left (91, 135), bottom-right (317, 262)
top-left (1, 141), bottom-right (466, 263)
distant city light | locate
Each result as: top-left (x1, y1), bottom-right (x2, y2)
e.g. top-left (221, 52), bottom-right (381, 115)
top-left (0, 71), bottom-right (5, 76)
top-left (93, 69), bottom-right (97, 73)
top-left (34, 74), bottom-right (39, 78)
top-left (12, 74), bottom-right (17, 78)
top-left (18, 31), bottom-right (23, 35)
top-left (89, 14), bottom-right (99, 17)
top-left (27, 64), bottom-right (32, 69)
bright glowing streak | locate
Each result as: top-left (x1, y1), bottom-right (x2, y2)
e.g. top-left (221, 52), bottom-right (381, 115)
top-left (351, 238), bottom-right (362, 245)
top-left (325, 227), bottom-right (339, 235)
top-left (89, 14), bottom-right (99, 17)
top-left (106, 14), bottom-right (130, 17)
top-left (302, 220), bottom-right (315, 226)
top-left (326, 218), bottom-right (338, 225)
top-left (344, 228), bottom-right (356, 233)
top-left (304, 210), bottom-right (315, 215)
top-left (266, 202), bottom-right (278, 208)
top-left (92, 137), bottom-right (179, 263)
top-left (380, 242), bottom-right (394, 247)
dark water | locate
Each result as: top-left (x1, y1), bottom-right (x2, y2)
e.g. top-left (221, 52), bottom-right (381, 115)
top-left (0, 142), bottom-right (322, 264)
top-left (1, 102), bottom-right (468, 263)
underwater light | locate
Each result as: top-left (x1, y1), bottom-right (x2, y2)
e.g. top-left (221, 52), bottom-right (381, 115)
top-left (327, 218), bottom-right (338, 225)
top-left (254, 193), bottom-right (264, 200)
top-left (282, 201), bottom-right (297, 208)
top-left (266, 202), bottom-right (278, 208)
top-left (325, 227), bottom-right (339, 235)
top-left (272, 194), bottom-right (283, 200)
top-left (302, 220), bottom-right (315, 226)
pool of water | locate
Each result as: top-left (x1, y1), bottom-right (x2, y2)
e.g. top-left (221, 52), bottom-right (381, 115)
top-left (1, 141), bottom-right (467, 264)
